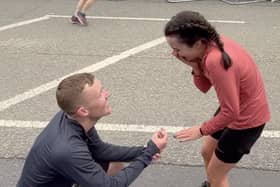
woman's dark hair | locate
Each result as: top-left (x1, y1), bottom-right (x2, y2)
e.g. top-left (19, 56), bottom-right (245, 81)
top-left (164, 11), bottom-right (232, 70)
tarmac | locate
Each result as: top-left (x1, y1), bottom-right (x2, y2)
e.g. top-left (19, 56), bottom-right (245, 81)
top-left (0, 0), bottom-right (279, 186)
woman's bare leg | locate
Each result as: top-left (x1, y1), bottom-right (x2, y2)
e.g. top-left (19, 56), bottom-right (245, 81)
top-left (201, 136), bottom-right (218, 180)
top-left (207, 153), bottom-right (235, 187)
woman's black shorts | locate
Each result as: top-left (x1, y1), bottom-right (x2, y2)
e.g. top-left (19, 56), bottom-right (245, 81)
top-left (211, 108), bottom-right (265, 163)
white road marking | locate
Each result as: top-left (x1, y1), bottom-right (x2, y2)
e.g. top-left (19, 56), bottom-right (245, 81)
top-left (0, 15), bottom-right (50, 32)
top-left (0, 37), bottom-right (165, 112)
top-left (0, 14), bottom-right (254, 141)
top-left (48, 14), bottom-right (246, 24)
top-left (0, 14), bottom-right (245, 111)
top-left (0, 120), bottom-right (279, 138)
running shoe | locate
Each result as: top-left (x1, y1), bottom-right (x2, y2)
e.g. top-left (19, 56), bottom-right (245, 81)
top-left (200, 181), bottom-right (210, 187)
top-left (70, 15), bottom-right (80, 24)
top-left (76, 11), bottom-right (88, 26)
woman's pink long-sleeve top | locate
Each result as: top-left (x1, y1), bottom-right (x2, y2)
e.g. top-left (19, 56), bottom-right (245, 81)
top-left (195, 36), bottom-right (270, 135)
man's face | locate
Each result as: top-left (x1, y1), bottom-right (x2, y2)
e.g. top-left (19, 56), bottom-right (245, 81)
top-left (80, 79), bottom-right (111, 120)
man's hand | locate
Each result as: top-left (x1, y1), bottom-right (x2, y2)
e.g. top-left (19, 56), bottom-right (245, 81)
top-left (173, 125), bottom-right (202, 142)
top-left (152, 153), bottom-right (161, 161)
top-left (151, 128), bottom-right (168, 152)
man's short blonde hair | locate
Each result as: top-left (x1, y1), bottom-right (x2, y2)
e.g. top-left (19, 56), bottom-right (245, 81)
top-left (56, 73), bottom-right (95, 114)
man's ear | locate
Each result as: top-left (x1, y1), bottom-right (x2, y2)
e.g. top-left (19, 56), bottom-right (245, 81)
top-left (76, 106), bottom-right (88, 117)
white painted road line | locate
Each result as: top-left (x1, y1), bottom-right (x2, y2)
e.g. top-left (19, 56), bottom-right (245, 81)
top-left (0, 15), bottom-right (50, 32)
top-left (0, 37), bottom-right (165, 112)
top-left (48, 14), bottom-right (246, 24)
top-left (0, 14), bottom-right (245, 111)
top-left (0, 120), bottom-right (279, 138)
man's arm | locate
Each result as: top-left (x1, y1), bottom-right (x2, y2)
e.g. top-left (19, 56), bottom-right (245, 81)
top-left (87, 127), bottom-right (144, 162)
top-left (54, 139), bottom-right (160, 187)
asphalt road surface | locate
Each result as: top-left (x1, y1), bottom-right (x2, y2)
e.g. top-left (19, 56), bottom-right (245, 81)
top-left (0, 0), bottom-right (279, 186)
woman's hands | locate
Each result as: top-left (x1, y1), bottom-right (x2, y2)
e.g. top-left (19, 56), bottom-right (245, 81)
top-left (173, 125), bottom-right (203, 142)
top-left (175, 54), bottom-right (202, 75)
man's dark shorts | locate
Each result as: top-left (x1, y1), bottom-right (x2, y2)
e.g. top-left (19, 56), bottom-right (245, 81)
top-left (211, 108), bottom-right (265, 163)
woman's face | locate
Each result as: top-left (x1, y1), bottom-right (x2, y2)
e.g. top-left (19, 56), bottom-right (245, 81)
top-left (166, 36), bottom-right (204, 63)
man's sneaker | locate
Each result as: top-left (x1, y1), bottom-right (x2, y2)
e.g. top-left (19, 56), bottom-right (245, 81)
top-left (200, 181), bottom-right (210, 187)
top-left (76, 12), bottom-right (88, 26)
top-left (70, 15), bottom-right (80, 24)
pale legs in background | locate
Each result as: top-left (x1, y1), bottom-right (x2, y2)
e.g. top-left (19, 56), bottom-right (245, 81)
top-left (71, 0), bottom-right (96, 26)
top-left (167, 0), bottom-right (194, 2)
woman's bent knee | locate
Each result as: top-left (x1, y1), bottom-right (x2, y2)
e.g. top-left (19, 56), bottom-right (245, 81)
top-left (201, 146), bottom-right (213, 161)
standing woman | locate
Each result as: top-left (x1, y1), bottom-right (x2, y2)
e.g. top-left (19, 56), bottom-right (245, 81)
top-left (165, 11), bottom-right (270, 187)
